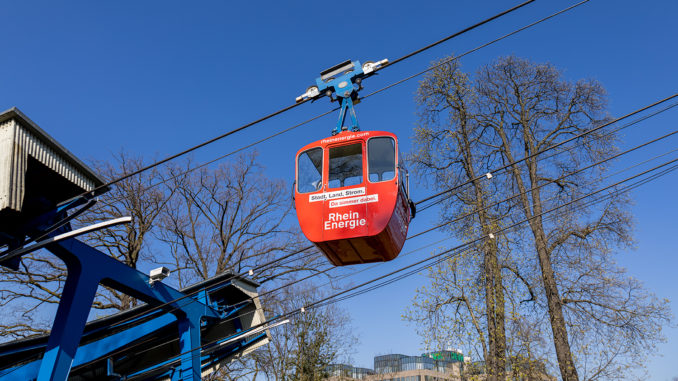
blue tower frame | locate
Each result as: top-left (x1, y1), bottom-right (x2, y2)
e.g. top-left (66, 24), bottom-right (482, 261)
top-left (0, 108), bottom-right (270, 381)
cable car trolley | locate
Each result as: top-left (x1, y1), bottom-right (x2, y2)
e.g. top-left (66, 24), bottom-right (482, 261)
top-left (294, 59), bottom-right (415, 266)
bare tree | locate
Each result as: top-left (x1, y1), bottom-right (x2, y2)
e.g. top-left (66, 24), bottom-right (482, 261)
top-left (81, 152), bottom-right (175, 311)
top-left (0, 151), bottom-right (171, 339)
top-left (475, 55), bottom-right (670, 380)
top-left (252, 282), bottom-right (357, 381)
top-left (0, 251), bottom-right (65, 339)
top-left (406, 55), bottom-right (671, 380)
top-left (156, 152), bottom-right (324, 287)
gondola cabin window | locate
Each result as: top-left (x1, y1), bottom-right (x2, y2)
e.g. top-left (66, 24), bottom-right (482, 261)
top-left (297, 147), bottom-right (323, 193)
top-left (368, 137), bottom-right (395, 182)
top-left (329, 143), bottom-right (363, 188)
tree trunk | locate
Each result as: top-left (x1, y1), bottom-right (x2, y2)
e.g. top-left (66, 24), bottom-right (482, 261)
top-left (494, 124), bottom-right (579, 381)
top-left (458, 122), bottom-right (507, 380)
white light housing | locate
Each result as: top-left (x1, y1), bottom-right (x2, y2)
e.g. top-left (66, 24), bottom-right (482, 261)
top-left (149, 266), bottom-right (170, 285)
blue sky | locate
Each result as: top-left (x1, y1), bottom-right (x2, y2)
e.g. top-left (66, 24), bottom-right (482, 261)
top-left (1, 1), bottom-right (676, 379)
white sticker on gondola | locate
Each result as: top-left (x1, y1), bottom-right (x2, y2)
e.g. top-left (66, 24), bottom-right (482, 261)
top-left (308, 187), bottom-right (366, 202)
top-left (328, 194), bottom-right (379, 208)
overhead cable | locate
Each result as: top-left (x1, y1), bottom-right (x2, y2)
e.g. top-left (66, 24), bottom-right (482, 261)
top-left (126, 155), bottom-right (678, 363)
top-left (89, 0), bottom-right (592, 206)
top-left (79, 1), bottom-right (537, 201)
top-left (103, 109), bottom-right (678, 337)
top-left (413, 93), bottom-right (678, 206)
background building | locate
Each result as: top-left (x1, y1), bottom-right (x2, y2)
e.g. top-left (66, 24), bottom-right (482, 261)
top-left (327, 350), bottom-right (464, 381)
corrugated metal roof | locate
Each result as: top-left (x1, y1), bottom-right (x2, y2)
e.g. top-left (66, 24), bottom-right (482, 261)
top-left (0, 107), bottom-right (105, 213)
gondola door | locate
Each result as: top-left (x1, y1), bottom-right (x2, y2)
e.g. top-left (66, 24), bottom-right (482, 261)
top-left (321, 140), bottom-right (369, 251)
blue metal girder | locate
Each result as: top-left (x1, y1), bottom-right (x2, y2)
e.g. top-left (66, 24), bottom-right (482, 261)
top-left (32, 237), bottom-right (220, 381)
top-left (336, 96), bottom-right (360, 133)
top-left (1, 312), bottom-right (176, 380)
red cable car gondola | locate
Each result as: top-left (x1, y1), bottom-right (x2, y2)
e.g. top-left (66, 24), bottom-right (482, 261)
top-left (295, 130), bottom-right (413, 266)
top-left (293, 59), bottom-right (414, 266)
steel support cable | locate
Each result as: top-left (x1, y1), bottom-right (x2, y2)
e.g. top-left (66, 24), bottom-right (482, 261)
top-left (236, 133), bottom-right (678, 312)
top-left (410, 126), bottom-right (678, 238)
top-left (413, 93), bottom-right (678, 208)
top-left (71, 1), bottom-right (535, 203)
top-left (363, 0), bottom-right (591, 101)
top-left (42, 158), bottom-right (678, 381)
top-left (131, 134), bottom-right (678, 344)
top-left (416, 102), bottom-right (678, 213)
top-left (84, 1), bottom-right (545, 207)
top-left (124, 156), bottom-right (678, 364)
top-left (96, 107), bottom-right (338, 206)
top-left (82, 98), bottom-right (312, 199)
top-left (51, 98), bottom-right (678, 347)
top-left (320, 165), bottom-right (678, 307)
top-left (93, 119), bottom-right (678, 334)
top-left (57, 0), bottom-right (593, 216)
top-left (381, 0), bottom-right (537, 68)
top-left (293, 157), bottom-right (678, 313)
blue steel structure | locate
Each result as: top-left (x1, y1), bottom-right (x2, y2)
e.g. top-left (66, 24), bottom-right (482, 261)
top-left (0, 269), bottom-right (269, 380)
top-left (0, 108), bottom-right (269, 381)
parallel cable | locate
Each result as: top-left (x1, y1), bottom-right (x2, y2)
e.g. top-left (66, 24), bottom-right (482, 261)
top-left (102, 122), bottom-right (678, 349)
top-left (417, 102), bottom-right (678, 212)
top-left (76, 98), bottom-right (678, 335)
top-left (83, 0), bottom-right (603, 216)
top-left (124, 155), bottom-right (678, 365)
top-left (50, 156), bottom-right (678, 378)
top-left (76, 1), bottom-right (537, 201)
top-left (413, 93), bottom-right (678, 207)
top-left (410, 133), bottom-right (678, 238)
top-left (85, 98), bottom-right (311, 198)
top-left (382, 0), bottom-right (537, 68)
top-left (363, 0), bottom-right (590, 101)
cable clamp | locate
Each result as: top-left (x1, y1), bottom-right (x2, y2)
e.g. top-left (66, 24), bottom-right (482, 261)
top-left (300, 307), bottom-right (306, 313)
top-left (248, 269), bottom-right (254, 276)
top-left (488, 233), bottom-right (495, 239)
top-left (486, 172), bottom-right (493, 179)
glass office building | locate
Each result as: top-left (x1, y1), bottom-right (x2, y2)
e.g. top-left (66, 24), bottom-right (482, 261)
top-left (326, 350), bottom-right (464, 381)
top-left (326, 364), bottom-right (376, 379)
top-left (374, 351), bottom-right (462, 377)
